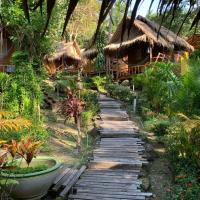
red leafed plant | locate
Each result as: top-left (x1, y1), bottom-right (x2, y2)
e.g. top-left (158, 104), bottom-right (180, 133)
top-left (17, 138), bottom-right (43, 166)
top-left (60, 88), bottom-right (85, 152)
top-left (3, 138), bottom-right (43, 166)
top-left (61, 88), bottom-right (85, 123)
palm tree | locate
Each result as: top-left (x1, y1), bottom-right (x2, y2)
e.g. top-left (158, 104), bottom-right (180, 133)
top-left (4, 0), bottom-right (199, 44)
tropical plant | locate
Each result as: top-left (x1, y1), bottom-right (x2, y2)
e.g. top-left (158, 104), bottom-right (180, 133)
top-left (0, 73), bottom-right (10, 110)
top-left (6, 51), bottom-right (42, 120)
top-left (3, 138), bottom-right (43, 167)
top-left (5, 0), bottom-right (199, 45)
top-left (95, 30), bottom-right (107, 72)
top-left (166, 113), bottom-right (200, 164)
top-left (92, 76), bottom-right (107, 92)
top-left (0, 110), bottom-right (31, 132)
top-left (133, 62), bottom-right (180, 114)
top-left (106, 83), bottom-right (133, 103)
top-left (60, 88), bottom-right (85, 152)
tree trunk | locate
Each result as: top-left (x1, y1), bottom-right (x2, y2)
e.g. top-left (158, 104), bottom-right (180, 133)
top-left (76, 116), bottom-right (83, 153)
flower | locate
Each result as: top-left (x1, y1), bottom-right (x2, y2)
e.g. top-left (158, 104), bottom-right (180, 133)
top-left (186, 183), bottom-right (193, 188)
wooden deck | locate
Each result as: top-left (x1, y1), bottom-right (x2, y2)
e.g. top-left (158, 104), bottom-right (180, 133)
top-left (68, 94), bottom-right (152, 200)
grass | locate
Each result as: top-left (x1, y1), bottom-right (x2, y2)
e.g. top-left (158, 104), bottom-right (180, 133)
top-left (2, 164), bottom-right (48, 174)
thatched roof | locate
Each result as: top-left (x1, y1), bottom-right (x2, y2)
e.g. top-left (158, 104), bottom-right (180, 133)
top-left (81, 48), bottom-right (97, 60)
top-left (104, 15), bottom-right (194, 55)
top-left (45, 41), bottom-right (81, 64)
top-left (187, 33), bottom-right (200, 49)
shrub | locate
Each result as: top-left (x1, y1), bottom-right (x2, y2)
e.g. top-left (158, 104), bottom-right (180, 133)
top-left (91, 76), bottom-right (107, 92)
top-left (166, 158), bottom-right (200, 200)
top-left (106, 83), bottom-right (133, 103)
top-left (81, 90), bottom-right (99, 127)
top-left (166, 114), bottom-right (200, 164)
top-left (56, 75), bottom-right (77, 92)
top-left (82, 110), bottom-right (94, 126)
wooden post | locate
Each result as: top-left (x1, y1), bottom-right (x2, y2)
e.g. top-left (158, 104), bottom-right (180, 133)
top-left (149, 46), bottom-right (152, 62)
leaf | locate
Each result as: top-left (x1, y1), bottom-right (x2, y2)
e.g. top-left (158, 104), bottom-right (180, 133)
top-left (128, 0), bottom-right (142, 35)
top-left (62, 0), bottom-right (79, 37)
top-left (42, 0), bottom-right (57, 36)
top-left (91, 0), bottom-right (116, 46)
top-left (190, 8), bottom-right (200, 29)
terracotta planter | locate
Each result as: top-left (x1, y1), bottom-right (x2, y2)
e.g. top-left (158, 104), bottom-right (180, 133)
top-left (1, 156), bottom-right (62, 200)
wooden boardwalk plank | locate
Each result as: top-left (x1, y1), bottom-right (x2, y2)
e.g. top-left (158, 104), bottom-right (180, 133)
top-left (68, 95), bottom-right (152, 199)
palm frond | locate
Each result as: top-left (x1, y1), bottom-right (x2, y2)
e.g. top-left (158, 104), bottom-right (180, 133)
top-left (62, 0), bottom-right (79, 37)
top-left (190, 8), bottom-right (200, 29)
top-left (128, 0), bottom-right (142, 35)
top-left (42, 0), bottom-right (56, 37)
top-left (0, 118), bottom-right (31, 132)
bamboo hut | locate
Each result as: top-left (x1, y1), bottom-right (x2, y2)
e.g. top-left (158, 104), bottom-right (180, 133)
top-left (81, 47), bottom-right (99, 75)
top-left (44, 40), bottom-right (82, 76)
top-left (104, 15), bottom-right (194, 79)
top-left (0, 25), bottom-right (15, 72)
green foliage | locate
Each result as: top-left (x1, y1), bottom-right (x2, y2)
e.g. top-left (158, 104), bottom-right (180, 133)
top-left (134, 62), bottom-right (179, 114)
top-left (148, 8), bottom-right (199, 37)
top-left (56, 76), bottom-right (77, 92)
top-left (19, 123), bottom-right (49, 142)
top-left (190, 48), bottom-right (200, 60)
top-left (91, 76), bottom-right (107, 92)
top-left (131, 74), bottom-right (143, 90)
top-left (2, 164), bottom-right (48, 175)
top-left (174, 59), bottom-right (200, 115)
top-left (142, 107), bottom-right (171, 136)
top-left (1, 1), bottom-right (61, 65)
top-left (95, 30), bottom-right (107, 72)
top-left (106, 83), bottom-right (133, 103)
top-left (0, 73), bottom-right (11, 110)
top-left (81, 90), bottom-right (99, 126)
top-left (166, 159), bottom-right (200, 200)
top-left (5, 51), bottom-right (42, 119)
top-left (166, 114), bottom-right (200, 163)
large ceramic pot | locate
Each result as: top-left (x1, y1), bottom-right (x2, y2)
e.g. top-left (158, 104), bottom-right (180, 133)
top-left (1, 156), bottom-right (62, 200)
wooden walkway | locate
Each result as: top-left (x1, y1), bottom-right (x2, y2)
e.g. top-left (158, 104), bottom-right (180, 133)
top-left (68, 94), bottom-right (152, 200)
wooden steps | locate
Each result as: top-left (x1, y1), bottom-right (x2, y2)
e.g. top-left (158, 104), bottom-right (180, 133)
top-left (48, 165), bottom-right (86, 198)
top-left (68, 94), bottom-right (152, 199)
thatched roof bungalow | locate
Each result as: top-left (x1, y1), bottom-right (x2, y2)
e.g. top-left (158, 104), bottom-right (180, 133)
top-left (81, 47), bottom-right (100, 75)
top-left (105, 15), bottom-right (194, 64)
top-left (0, 25), bottom-right (15, 72)
top-left (44, 41), bottom-right (82, 75)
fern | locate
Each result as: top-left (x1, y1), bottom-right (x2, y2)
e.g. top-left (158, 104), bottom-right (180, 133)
top-left (0, 111), bottom-right (31, 132)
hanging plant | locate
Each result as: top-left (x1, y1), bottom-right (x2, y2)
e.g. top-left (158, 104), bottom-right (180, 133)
top-left (95, 30), bottom-right (107, 72)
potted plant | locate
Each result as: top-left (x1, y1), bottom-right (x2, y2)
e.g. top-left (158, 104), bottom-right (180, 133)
top-left (0, 138), bottom-right (62, 200)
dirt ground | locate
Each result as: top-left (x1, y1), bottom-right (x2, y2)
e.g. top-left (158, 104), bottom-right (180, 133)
top-left (40, 109), bottom-right (96, 167)
top-left (129, 111), bottom-right (173, 200)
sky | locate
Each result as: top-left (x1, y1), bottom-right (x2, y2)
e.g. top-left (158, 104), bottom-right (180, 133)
top-left (136, 0), bottom-right (160, 17)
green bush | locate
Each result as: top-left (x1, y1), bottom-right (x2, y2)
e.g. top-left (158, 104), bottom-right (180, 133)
top-left (19, 123), bottom-right (49, 141)
top-left (166, 158), bottom-right (200, 200)
top-left (166, 114), bottom-right (200, 164)
top-left (132, 74), bottom-right (144, 90)
top-left (91, 76), bottom-right (107, 92)
top-left (81, 89), bottom-right (99, 126)
top-left (82, 110), bottom-right (94, 126)
top-left (56, 75), bottom-right (77, 92)
top-left (106, 83), bottom-right (133, 103)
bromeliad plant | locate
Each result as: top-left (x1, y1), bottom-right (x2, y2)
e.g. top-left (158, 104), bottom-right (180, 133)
top-left (60, 88), bottom-right (85, 152)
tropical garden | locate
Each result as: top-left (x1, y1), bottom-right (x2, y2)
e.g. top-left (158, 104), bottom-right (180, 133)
top-left (0, 0), bottom-right (200, 199)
